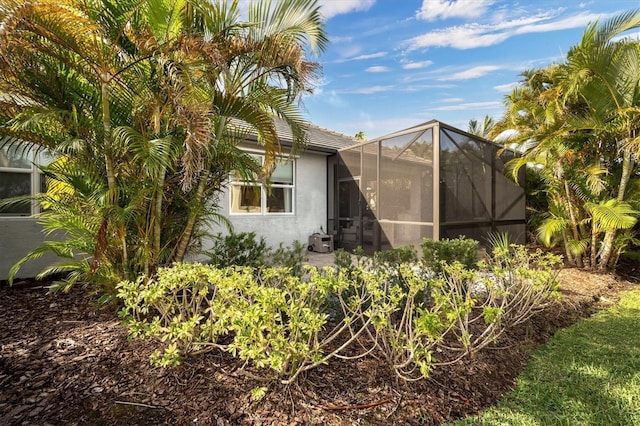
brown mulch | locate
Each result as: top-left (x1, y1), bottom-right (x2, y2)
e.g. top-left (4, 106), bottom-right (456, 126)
top-left (0, 268), bottom-right (636, 426)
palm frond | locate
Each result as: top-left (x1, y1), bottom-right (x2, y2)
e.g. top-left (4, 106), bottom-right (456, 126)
top-left (566, 238), bottom-right (589, 257)
top-left (537, 215), bottom-right (568, 247)
top-left (586, 199), bottom-right (638, 232)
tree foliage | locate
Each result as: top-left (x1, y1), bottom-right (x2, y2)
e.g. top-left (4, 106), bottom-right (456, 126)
top-left (0, 0), bottom-right (327, 290)
top-left (492, 9), bottom-right (640, 270)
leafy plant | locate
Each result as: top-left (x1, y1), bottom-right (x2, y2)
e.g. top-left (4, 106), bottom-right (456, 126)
top-left (206, 233), bottom-right (308, 276)
top-left (119, 240), bottom-right (561, 384)
top-left (1, 0), bottom-right (328, 291)
top-left (265, 240), bottom-right (308, 277)
top-left (491, 10), bottom-right (640, 270)
top-left (206, 232), bottom-right (268, 268)
top-left (420, 236), bottom-right (479, 275)
top-left (333, 246), bottom-right (367, 271)
top-left (351, 241), bottom-right (561, 381)
top-left (117, 262), bottom-right (379, 383)
top-left (373, 245), bottom-right (418, 266)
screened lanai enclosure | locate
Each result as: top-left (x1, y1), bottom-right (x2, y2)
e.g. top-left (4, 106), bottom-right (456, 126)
top-left (328, 120), bottom-right (526, 253)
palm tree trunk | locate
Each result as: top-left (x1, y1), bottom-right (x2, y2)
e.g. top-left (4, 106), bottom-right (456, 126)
top-left (562, 231), bottom-right (575, 266)
top-left (598, 152), bottom-right (635, 270)
top-left (101, 80), bottom-right (129, 277)
top-left (153, 165), bottom-right (167, 264)
top-left (590, 223), bottom-right (598, 269)
top-left (174, 174), bottom-right (207, 262)
top-left (102, 81), bottom-right (117, 204)
top-left (562, 180), bottom-right (583, 268)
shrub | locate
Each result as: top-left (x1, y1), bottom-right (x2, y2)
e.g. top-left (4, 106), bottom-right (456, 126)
top-left (362, 242), bottom-right (561, 381)
top-left (265, 240), bottom-right (308, 277)
top-left (333, 246), bottom-right (368, 271)
top-left (117, 262), bottom-right (379, 383)
top-left (206, 233), bottom-right (308, 276)
top-left (118, 242), bottom-right (562, 384)
top-left (420, 236), bottom-right (479, 274)
top-left (373, 245), bottom-right (418, 267)
top-left (206, 232), bottom-right (268, 268)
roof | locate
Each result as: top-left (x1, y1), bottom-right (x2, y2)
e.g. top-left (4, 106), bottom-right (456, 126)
top-left (273, 120), bottom-right (358, 154)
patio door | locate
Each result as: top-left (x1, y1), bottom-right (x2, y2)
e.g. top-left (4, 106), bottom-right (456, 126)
top-left (338, 178), bottom-right (361, 247)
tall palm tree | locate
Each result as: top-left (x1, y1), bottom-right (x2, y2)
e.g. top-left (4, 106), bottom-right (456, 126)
top-left (492, 10), bottom-right (640, 270)
top-left (558, 9), bottom-right (640, 269)
top-left (0, 0), bottom-right (328, 288)
top-left (492, 67), bottom-right (590, 267)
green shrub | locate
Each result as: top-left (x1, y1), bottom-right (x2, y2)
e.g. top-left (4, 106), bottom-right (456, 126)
top-left (366, 242), bottom-right (561, 381)
top-left (420, 236), bottom-right (479, 274)
top-left (333, 248), bottom-right (353, 270)
top-left (265, 240), bottom-right (308, 277)
top-left (333, 246), bottom-right (368, 271)
top-left (206, 232), bottom-right (268, 268)
top-left (207, 233), bottom-right (308, 276)
top-left (117, 262), bottom-right (379, 383)
top-left (373, 245), bottom-right (418, 267)
top-left (118, 241), bottom-right (562, 384)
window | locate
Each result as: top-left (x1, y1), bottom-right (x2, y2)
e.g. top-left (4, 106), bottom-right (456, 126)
top-left (230, 154), bottom-right (294, 215)
top-left (0, 145), bottom-right (53, 216)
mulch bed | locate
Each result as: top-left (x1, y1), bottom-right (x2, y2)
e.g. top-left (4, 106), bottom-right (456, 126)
top-left (0, 268), bottom-right (636, 425)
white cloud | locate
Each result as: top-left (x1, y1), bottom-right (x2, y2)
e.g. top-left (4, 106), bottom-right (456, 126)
top-left (400, 83), bottom-right (457, 92)
top-left (610, 30), bottom-right (640, 43)
top-left (513, 12), bottom-right (605, 35)
top-left (402, 60), bottom-right (434, 70)
top-left (406, 10), bottom-right (605, 50)
top-left (433, 101), bottom-right (503, 111)
top-left (352, 52), bottom-right (388, 61)
top-left (442, 97), bottom-right (464, 103)
top-left (326, 90), bottom-right (347, 107)
top-left (416, 0), bottom-right (496, 21)
top-left (438, 65), bottom-right (501, 81)
top-left (238, 0), bottom-right (375, 21)
top-left (330, 35), bottom-right (353, 44)
top-left (408, 25), bottom-right (509, 49)
top-left (319, 0), bottom-right (376, 19)
top-left (366, 66), bottom-right (390, 73)
top-left (345, 85), bottom-right (395, 95)
top-left (494, 82), bottom-right (520, 93)
top-left (334, 51), bottom-right (388, 63)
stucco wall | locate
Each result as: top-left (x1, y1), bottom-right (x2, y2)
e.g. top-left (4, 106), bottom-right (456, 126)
top-left (0, 218), bottom-right (60, 281)
top-left (203, 151), bottom-right (329, 253)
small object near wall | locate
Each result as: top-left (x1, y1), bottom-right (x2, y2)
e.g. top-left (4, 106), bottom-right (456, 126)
top-left (308, 233), bottom-right (333, 253)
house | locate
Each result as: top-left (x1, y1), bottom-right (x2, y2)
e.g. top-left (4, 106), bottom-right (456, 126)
top-left (0, 122), bottom-right (357, 281)
top-left (0, 147), bottom-right (60, 281)
top-left (0, 119), bottom-right (526, 280)
top-left (203, 121), bottom-right (358, 254)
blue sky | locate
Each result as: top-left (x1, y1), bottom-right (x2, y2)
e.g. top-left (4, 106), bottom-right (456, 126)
top-left (297, 0), bottom-right (640, 139)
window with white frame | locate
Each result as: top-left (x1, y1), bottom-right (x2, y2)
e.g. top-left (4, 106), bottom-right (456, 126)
top-left (230, 154), bottom-right (294, 215)
top-left (0, 145), bottom-right (54, 216)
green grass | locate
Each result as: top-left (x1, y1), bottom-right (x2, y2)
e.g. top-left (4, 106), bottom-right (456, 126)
top-left (452, 288), bottom-right (640, 426)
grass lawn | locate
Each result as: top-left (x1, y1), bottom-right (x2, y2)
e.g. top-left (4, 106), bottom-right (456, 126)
top-left (452, 287), bottom-right (640, 426)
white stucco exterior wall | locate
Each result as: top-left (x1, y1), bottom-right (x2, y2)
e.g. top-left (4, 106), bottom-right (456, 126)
top-left (0, 218), bottom-right (61, 281)
top-left (203, 150), bottom-right (330, 252)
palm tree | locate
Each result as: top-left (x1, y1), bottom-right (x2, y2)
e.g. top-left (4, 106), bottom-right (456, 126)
top-left (0, 0), bottom-right (328, 289)
top-left (492, 10), bottom-right (640, 270)
top-left (492, 66), bottom-right (590, 267)
top-left (467, 115), bottom-right (495, 139)
top-left (557, 9), bottom-right (640, 269)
